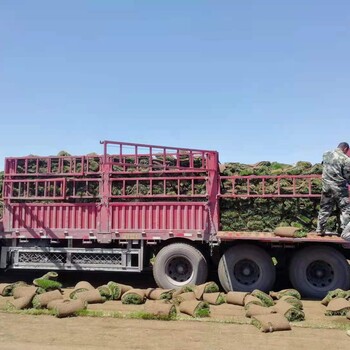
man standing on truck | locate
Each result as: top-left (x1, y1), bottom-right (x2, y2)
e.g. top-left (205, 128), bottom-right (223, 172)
top-left (316, 142), bottom-right (350, 240)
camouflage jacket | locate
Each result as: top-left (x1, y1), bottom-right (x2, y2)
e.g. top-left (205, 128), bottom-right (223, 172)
top-left (322, 148), bottom-right (350, 191)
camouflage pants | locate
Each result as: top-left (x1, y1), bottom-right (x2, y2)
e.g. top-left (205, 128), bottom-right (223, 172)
top-left (316, 186), bottom-right (350, 238)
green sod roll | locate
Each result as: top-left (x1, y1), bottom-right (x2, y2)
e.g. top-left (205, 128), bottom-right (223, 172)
top-left (172, 292), bottom-right (197, 305)
top-left (76, 289), bottom-right (105, 304)
top-left (6, 294), bottom-right (34, 310)
top-left (321, 289), bottom-right (347, 306)
top-left (172, 286), bottom-right (195, 298)
top-left (121, 289), bottom-right (146, 305)
top-left (273, 300), bottom-right (305, 321)
top-left (33, 279), bottom-right (62, 291)
top-left (47, 299), bottom-right (67, 310)
top-left (179, 300), bottom-right (210, 318)
top-left (117, 283), bottom-right (133, 295)
top-left (40, 271), bottom-right (59, 280)
top-left (32, 290), bottom-right (63, 309)
top-left (0, 283), bottom-right (14, 296)
top-left (145, 288), bottom-right (175, 301)
top-left (194, 282), bottom-right (219, 300)
top-left (144, 300), bottom-right (177, 318)
top-left (12, 286), bottom-right (38, 299)
top-left (54, 299), bottom-right (86, 318)
top-left (251, 290), bottom-right (275, 307)
top-left (245, 304), bottom-right (276, 318)
top-left (106, 281), bottom-right (122, 300)
top-left (74, 281), bottom-right (95, 290)
top-left (270, 289), bottom-right (301, 300)
top-left (278, 296), bottom-right (303, 310)
top-left (244, 295), bottom-right (263, 309)
top-left (202, 292), bottom-right (226, 305)
top-left (225, 291), bottom-right (249, 306)
top-left (97, 285), bottom-right (112, 300)
top-left (251, 314), bottom-right (291, 332)
top-left (325, 298), bottom-right (350, 316)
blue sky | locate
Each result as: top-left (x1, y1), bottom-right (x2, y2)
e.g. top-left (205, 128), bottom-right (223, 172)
top-left (1, 1), bottom-right (349, 169)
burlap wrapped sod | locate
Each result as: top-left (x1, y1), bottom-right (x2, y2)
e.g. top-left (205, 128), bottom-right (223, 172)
top-left (251, 313), bottom-right (291, 332)
top-left (13, 286), bottom-right (37, 299)
top-left (321, 289), bottom-right (349, 306)
top-left (0, 283), bottom-right (14, 297)
top-left (225, 291), bottom-right (249, 306)
top-left (97, 285), bottom-right (112, 300)
top-left (179, 300), bottom-right (210, 318)
top-left (54, 299), bottom-right (86, 318)
top-left (251, 290), bottom-right (274, 307)
top-left (172, 292), bottom-right (196, 305)
top-left (75, 289), bottom-right (105, 304)
top-left (6, 294), bottom-right (34, 310)
top-left (270, 289), bottom-right (301, 300)
top-left (106, 281), bottom-right (123, 300)
top-left (278, 295), bottom-right (303, 310)
top-left (244, 295), bottom-right (263, 309)
top-left (274, 226), bottom-right (303, 238)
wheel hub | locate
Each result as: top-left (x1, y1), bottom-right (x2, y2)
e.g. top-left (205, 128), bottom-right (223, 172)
top-left (306, 260), bottom-right (334, 288)
top-left (234, 259), bottom-right (260, 285)
top-left (165, 256), bottom-right (193, 285)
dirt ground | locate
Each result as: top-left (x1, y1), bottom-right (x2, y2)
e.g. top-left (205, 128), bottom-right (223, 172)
top-left (0, 271), bottom-right (350, 349)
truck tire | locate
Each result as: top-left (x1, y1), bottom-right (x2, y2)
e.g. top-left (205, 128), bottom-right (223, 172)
top-left (218, 244), bottom-right (276, 293)
top-left (153, 243), bottom-right (208, 289)
top-left (289, 245), bottom-right (350, 298)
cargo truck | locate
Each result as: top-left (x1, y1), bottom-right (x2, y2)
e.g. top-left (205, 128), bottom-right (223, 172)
top-left (1, 140), bottom-right (349, 298)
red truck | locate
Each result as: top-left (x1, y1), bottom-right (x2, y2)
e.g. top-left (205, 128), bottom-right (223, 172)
top-left (1, 140), bottom-right (349, 298)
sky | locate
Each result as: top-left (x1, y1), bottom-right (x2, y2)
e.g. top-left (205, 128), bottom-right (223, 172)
top-left (1, 0), bottom-right (350, 169)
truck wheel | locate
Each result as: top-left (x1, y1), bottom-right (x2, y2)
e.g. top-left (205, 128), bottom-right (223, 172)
top-left (218, 244), bottom-right (276, 292)
top-left (289, 245), bottom-right (350, 298)
top-left (153, 243), bottom-right (208, 289)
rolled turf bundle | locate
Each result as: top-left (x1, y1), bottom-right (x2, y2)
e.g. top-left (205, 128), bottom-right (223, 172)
top-left (54, 299), bottom-right (86, 318)
top-left (0, 283), bottom-right (14, 296)
top-left (172, 285), bottom-right (195, 298)
top-left (194, 282), bottom-right (219, 300)
top-left (33, 278), bottom-right (62, 291)
top-left (47, 299), bottom-right (66, 310)
top-left (97, 285), bottom-right (112, 300)
top-left (202, 292), bottom-right (226, 305)
top-left (244, 295), bottom-right (263, 309)
top-left (279, 295), bottom-right (303, 310)
top-left (225, 291), bottom-right (249, 306)
top-left (121, 289), bottom-right (146, 305)
top-left (75, 289), bottom-right (105, 304)
top-left (274, 226), bottom-right (305, 238)
top-left (325, 298), bottom-right (350, 316)
top-left (270, 289), bottom-right (301, 300)
top-left (321, 289), bottom-right (347, 306)
top-left (40, 271), bottom-right (59, 280)
top-left (144, 300), bottom-right (177, 318)
top-left (107, 281), bottom-right (122, 300)
top-left (32, 290), bottom-right (63, 309)
top-left (13, 285), bottom-right (37, 300)
top-left (172, 292), bottom-right (197, 305)
top-left (251, 313), bottom-right (291, 332)
top-left (179, 300), bottom-right (210, 318)
top-left (273, 300), bottom-right (305, 321)
top-left (245, 304), bottom-right (277, 318)
top-left (6, 294), bottom-right (34, 310)
top-left (69, 281), bottom-right (95, 299)
top-left (145, 288), bottom-right (174, 301)
top-left (251, 290), bottom-right (274, 307)
top-left (117, 283), bottom-right (133, 295)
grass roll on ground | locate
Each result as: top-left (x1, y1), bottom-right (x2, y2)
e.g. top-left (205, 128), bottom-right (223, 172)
top-left (145, 288), bottom-right (174, 301)
top-left (202, 292), bottom-right (226, 305)
top-left (270, 289), bottom-right (301, 300)
top-left (0, 283), bottom-right (14, 296)
top-left (225, 291), bottom-right (249, 306)
top-left (69, 281), bottom-right (95, 299)
top-left (172, 292), bottom-right (196, 305)
top-left (278, 296), bottom-right (303, 310)
top-left (106, 281), bottom-right (122, 300)
top-left (245, 304), bottom-right (276, 318)
top-left (143, 300), bottom-right (177, 319)
top-left (6, 294), bottom-right (34, 310)
top-left (13, 286), bottom-right (37, 299)
top-left (54, 299), bottom-right (86, 318)
top-left (325, 298), bottom-right (350, 316)
top-left (194, 282), bottom-right (219, 300)
top-left (172, 286), bottom-right (195, 298)
top-left (273, 300), bottom-right (305, 321)
top-left (75, 289), bottom-right (105, 304)
top-left (97, 285), bottom-right (112, 300)
top-left (179, 300), bottom-right (210, 318)
top-left (321, 289), bottom-right (349, 306)
top-left (33, 279), bottom-right (62, 292)
top-left (121, 289), bottom-right (146, 305)
top-left (47, 299), bottom-right (66, 310)
top-left (251, 314), bottom-right (291, 332)
top-left (251, 290), bottom-right (274, 307)
top-left (244, 295), bottom-right (263, 309)
top-left (32, 290), bottom-right (63, 309)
